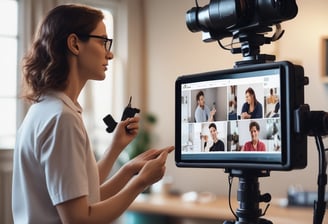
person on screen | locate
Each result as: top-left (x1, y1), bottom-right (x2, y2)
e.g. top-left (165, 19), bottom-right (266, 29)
top-left (266, 88), bottom-right (278, 104)
top-left (207, 123), bottom-right (224, 151)
top-left (240, 87), bottom-right (263, 119)
top-left (194, 90), bottom-right (216, 122)
top-left (228, 86), bottom-right (237, 120)
top-left (241, 121), bottom-right (266, 151)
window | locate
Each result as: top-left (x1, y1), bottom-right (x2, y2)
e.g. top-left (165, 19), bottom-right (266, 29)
top-left (0, 0), bottom-right (18, 148)
top-left (0, 0), bottom-right (122, 153)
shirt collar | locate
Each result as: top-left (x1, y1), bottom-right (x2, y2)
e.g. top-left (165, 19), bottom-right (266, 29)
top-left (47, 91), bottom-right (83, 114)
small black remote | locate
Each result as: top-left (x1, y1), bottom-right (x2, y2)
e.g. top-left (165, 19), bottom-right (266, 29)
top-left (103, 96), bottom-right (140, 133)
top-left (121, 96), bottom-right (141, 121)
top-left (103, 114), bottom-right (117, 133)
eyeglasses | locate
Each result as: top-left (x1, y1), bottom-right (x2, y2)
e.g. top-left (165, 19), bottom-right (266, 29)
top-left (79, 34), bottom-right (113, 52)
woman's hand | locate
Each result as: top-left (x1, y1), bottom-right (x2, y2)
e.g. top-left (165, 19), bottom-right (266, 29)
top-left (124, 146), bottom-right (175, 176)
top-left (241, 112), bottom-right (251, 119)
top-left (136, 146), bottom-right (174, 188)
top-left (111, 116), bottom-right (140, 152)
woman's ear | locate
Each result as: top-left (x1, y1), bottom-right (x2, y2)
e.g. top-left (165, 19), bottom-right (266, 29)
top-left (67, 33), bottom-right (80, 56)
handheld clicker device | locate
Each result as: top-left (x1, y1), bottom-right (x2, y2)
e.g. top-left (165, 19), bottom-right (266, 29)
top-left (103, 96), bottom-right (140, 133)
top-left (121, 96), bottom-right (141, 121)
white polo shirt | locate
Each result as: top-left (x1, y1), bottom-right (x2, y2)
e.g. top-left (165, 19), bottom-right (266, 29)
top-left (12, 91), bottom-right (100, 224)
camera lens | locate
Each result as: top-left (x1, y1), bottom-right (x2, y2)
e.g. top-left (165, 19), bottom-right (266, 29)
top-left (186, 7), bottom-right (203, 32)
top-left (186, 0), bottom-right (247, 33)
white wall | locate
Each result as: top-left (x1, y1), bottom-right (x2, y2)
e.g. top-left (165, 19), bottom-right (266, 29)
top-left (139, 0), bottom-right (328, 198)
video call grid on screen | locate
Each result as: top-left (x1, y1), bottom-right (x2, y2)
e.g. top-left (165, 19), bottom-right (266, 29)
top-left (179, 68), bottom-right (282, 163)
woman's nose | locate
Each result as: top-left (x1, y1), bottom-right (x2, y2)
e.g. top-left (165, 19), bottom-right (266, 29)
top-left (106, 51), bottom-right (114, 60)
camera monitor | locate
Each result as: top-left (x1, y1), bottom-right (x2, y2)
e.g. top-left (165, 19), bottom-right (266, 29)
top-left (175, 61), bottom-right (307, 170)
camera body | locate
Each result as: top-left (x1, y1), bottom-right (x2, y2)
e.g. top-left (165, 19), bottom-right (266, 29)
top-left (186, 0), bottom-right (298, 41)
top-left (175, 61), bottom-right (307, 170)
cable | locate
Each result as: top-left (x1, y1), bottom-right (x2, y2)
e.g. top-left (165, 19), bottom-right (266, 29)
top-left (313, 135), bottom-right (327, 224)
top-left (195, 0), bottom-right (199, 8)
top-left (218, 38), bottom-right (243, 54)
top-left (218, 40), bottom-right (231, 51)
top-left (228, 175), bottom-right (238, 219)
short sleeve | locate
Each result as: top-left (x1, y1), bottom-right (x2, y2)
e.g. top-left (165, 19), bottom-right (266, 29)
top-left (39, 111), bottom-right (89, 205)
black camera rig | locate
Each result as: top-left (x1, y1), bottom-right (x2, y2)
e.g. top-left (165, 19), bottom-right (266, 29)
top-left (182, 1), bottom-right (328, 223)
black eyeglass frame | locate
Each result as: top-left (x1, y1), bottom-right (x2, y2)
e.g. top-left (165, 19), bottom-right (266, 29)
top-left (78, 34), bottom-right (113, 52)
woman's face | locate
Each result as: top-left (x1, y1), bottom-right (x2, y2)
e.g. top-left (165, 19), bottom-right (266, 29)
top-left (209, 127), bottom-right (217, 140)
top-left (78, 21), bottom-right (113, 82)
top-left (250, 126), bottom-right (259, 142)
top-left (245, 92), bottom-right (253, 104)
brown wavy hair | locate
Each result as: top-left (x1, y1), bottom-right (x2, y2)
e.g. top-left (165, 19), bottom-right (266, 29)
top-left (21, 4), bottom-right (104, 102)
top-left (245, 87), bottom-right (258, 105)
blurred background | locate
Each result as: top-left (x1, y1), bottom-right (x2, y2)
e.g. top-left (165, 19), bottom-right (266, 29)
top-left (1, 0), bottom-right (328, 223)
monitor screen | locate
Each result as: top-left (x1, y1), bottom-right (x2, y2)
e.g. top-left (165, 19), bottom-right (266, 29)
top-left (175, 61), bottom-right (307, 170)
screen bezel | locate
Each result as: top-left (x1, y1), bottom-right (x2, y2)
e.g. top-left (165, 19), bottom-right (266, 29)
top-left (175, 61), bottom-right (307, 171)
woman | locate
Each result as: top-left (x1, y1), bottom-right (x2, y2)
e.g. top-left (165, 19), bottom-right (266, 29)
top-left (241, 121), bottom-right (266, 151)
top-left (12, 4), bottom-right (174, 223)
top-left (208, 123), bottom-right (224, 152)
top-left (240, 87), bottom-right (263, 119)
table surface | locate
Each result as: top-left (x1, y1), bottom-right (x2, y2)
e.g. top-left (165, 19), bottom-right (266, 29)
top-left (128, 193), bottom-right (328, 224)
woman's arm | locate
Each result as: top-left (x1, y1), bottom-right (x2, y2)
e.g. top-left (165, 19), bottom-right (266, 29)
top-left (56, 148), bottom-right (173, 224)
top-left (97, 117), bottom-right (140, 183)
top-left (240, 103), bottom-right (250, 119)
top-left (99, 148), bottom-right (172, 200)
top-left (254, 102), bottom-right (263, 118)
